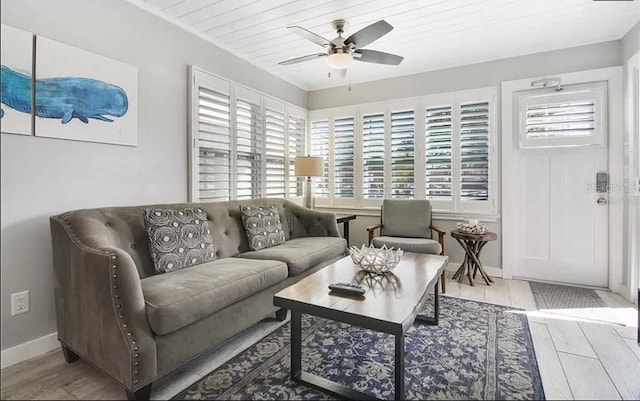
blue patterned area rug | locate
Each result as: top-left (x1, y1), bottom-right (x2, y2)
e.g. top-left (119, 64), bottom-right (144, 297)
top-left (173, 296), bottom-right (545, 400)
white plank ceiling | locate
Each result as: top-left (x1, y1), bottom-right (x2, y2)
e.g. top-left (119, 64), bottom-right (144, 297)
top-left (131, 0), bottom-right (639, 90)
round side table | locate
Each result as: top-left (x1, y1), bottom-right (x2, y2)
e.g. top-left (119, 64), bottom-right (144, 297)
top-left (451, 230), bottom-right (497, 286)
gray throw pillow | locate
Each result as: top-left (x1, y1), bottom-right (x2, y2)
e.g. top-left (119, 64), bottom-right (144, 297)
top-left (240, 205), bottom-right (286, 251)
top-left (143, 208), bottom-right (216, 274)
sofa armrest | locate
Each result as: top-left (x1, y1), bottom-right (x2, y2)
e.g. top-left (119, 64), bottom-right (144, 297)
top-left (284, 203), bottom-right (340, 238)
top-left (50, 217), bottom-right (157, 392)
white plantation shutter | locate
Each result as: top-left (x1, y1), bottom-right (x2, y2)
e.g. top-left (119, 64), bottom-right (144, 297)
top-left (390, 110), bottom-right (415, 199)
top-left (235, 96), bottom-right (262, 200)
top-left (197, 86), bottom-right (231, 201)
top-left (362, 113), bottom-right (385, 199)
top-left (310, 120), bottom-right (329, 198)
top-left (287, 115), bottom-right (305, 197)
top-left (265, 105), bottom-right (286, 198)
top-left (334, 117), bottom-right (355, 198)
top-left (459, 101), bottom-right (489, 201)
top-left (518, 82), bottom-right (606, 149)
top-left (190, 68), bottom-right (308, 203)
top-left (525, 100), bottom-right (595, 139)
top-left (425, 106), bottom-right (453, 200)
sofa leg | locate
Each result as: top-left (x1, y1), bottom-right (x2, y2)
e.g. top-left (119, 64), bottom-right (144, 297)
top-left (125, 383), bottom-right (152, 401)
top-left (275, 308), bottom-right (288, 322)
top-left (61, 345), bottom-right (80, 363)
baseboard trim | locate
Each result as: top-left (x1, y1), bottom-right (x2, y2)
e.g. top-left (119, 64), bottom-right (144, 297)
top-left (1, 332), bottom-right (59, 369)
top-left (617, 284), bottom-right (636, 303)
top-left (445, 262), bottom-right (503, 278)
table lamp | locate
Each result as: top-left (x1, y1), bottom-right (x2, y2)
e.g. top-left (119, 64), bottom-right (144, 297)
top-left (294, 156), bottom-right (324, 209)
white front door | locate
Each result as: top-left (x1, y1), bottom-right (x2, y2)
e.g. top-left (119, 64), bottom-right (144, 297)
top-left (509, 83), bottom-right (609, 287)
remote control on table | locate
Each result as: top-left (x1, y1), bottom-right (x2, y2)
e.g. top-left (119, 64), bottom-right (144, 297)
top-left (328, 282), bottom-right (365, 296)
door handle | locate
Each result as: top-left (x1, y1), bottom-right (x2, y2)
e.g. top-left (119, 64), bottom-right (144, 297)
top-left (597, 197), bottom-right (607, 206)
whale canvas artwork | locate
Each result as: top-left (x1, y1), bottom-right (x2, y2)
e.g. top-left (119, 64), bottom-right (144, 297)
top-left (0, 24), bottom-right (33, 136)
top-left (34, 36), bottom-right (138, 146)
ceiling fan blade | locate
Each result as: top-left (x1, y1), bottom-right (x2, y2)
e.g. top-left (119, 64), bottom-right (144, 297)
top-left (328, 68), bottom-right (347, 79)
top-left (344, 20), bottom-right (393, 48)
top-left (287, 26), bottom-right (332, 48)
top-left (278, 53), bottom-right (327, 66)
top-left (354, 49), bottom-right (403, 65)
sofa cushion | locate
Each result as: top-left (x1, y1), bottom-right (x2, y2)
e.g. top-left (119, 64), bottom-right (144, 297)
top-left (372, 236), bottom-right (442, 255)
top-left (143, 207), bottom-right (216, 274)
top-left (236, 237), bottom-right (347, 276)
top-left (240, 205), bottom-right (286, 251)
top-left (141, 258), bottom-right (288, 335)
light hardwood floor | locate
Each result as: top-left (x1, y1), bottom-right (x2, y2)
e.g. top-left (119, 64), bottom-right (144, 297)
top-left (2, 274), bottom-right (638, 400)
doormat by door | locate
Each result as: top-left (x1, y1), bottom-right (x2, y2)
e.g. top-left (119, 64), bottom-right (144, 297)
top-left (530, 281), bottom-right (607, 310)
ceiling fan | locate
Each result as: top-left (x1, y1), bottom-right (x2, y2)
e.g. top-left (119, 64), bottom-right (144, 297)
top-left (278, 19), bottom-right (404, 77)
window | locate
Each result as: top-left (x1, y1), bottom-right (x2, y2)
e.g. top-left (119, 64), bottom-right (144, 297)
top-left (390, 110), bottom-right (415, 199)
top-left (310, 120), bottom-right (329, 198)
top-left (265, 102), bottom-right (286, 198)
top-left (308, 88), bottom-right (496, 214)
top-left (235, 91), bottom-right (262, 200)
top-left (287, 114), bottom-right (305, 197)
top-left (195, 85), bottom-right (231, 202)
top-left (425, 106), bottom-right (453, 200)
top-left (460, 102), bottom-right (489, 201)
top-left (334, 117), bottom-right (355, 198)
top-left (516, 82), bottom-right (607, 148)
top-left (362, 113), bottom-right (385, 199)
top-left (189, 67), bottom-right (306, 202)
top-left (525, 100), bottom-right (595, 139)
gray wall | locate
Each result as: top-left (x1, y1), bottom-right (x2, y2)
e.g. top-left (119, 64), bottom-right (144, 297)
top-left (622, 22), bottom-right (639, 62)
top-left (307, 41), bottom-right (621, 110)
top-left (0, 0), bottom-right (306, 350)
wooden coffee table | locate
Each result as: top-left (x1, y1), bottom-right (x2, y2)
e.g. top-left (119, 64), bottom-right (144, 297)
top-left (273, 252), bottom-right (448, 401)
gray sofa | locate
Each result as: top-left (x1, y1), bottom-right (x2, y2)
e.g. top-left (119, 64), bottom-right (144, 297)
top-left (49, 198), bottom-right (347, 400)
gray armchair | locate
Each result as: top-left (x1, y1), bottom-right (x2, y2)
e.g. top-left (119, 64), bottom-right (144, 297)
top-left (366, 199), bottom-right (447, 293)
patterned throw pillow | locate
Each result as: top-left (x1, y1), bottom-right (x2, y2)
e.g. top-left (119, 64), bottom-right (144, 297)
top-left (143, 208), bottom-right (216, 274)
top-left (240, 205), bottom-right (286, 251)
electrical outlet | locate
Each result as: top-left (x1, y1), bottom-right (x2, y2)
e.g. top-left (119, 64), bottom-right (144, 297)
top-left (11, 291), bottom-right (29, 316)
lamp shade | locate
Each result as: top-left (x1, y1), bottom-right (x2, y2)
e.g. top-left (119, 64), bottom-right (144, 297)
top-left (294, 156), bottom-right (324, 177)
top-left (328, 52), bottom-right (353, 69)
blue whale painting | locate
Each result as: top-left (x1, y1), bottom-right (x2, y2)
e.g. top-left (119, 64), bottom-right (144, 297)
top-left (1, 65), bottom-right (128, 124)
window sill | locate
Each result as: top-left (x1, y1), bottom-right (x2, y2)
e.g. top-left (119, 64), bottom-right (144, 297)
top-left (314, 205), bottom-right (500, 222)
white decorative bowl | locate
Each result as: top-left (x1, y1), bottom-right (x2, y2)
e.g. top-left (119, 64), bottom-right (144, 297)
top-left (349, 244), bottom-right (403, 274)
top-left (456, 221), bottom-right (488, 234)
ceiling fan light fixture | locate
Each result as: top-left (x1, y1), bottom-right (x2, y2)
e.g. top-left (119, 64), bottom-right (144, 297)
top-left (328, 52), bottom-right (353, 69)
